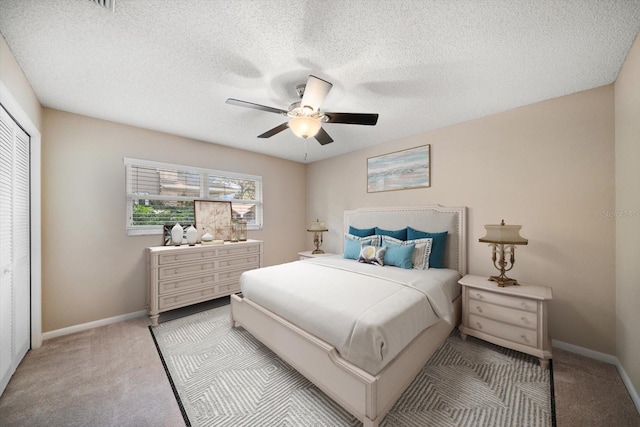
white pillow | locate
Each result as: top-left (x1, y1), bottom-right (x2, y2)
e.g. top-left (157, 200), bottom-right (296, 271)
top-left (381, 235), bottom-right (433, 270)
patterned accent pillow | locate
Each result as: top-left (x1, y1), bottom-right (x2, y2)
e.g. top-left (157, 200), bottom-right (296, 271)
top-left (382, 235), bottom-right (433, 270)
top-left (358, 245), bottom-right (386, 266)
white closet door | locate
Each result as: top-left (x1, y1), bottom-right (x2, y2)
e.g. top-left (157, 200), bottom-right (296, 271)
top-left (0, 105), bottom-right (30, 395)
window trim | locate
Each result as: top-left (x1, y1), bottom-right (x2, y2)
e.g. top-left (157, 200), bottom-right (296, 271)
top-left (124, 158), bottom-right (263, 236)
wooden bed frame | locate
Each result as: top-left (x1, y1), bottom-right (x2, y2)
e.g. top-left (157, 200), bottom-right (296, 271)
top-left (230, 205), bottom-right (467, 427)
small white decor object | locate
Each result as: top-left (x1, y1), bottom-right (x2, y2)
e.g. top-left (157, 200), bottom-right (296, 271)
top-left (171, 223), bottom-right (183, 246)
top-left (186, 225), bottom-right (198, 246)
top-left (201, 232), bottom-right (213, 242)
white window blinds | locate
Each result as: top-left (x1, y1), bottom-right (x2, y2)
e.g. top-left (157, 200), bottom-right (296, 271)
top-left (124, 158), bottom-right (262, 235)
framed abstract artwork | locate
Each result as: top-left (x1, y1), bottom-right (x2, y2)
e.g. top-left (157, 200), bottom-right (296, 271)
top-left (194, 200), bottom-right (233, 241)
top-left (367, 145), bottom-right (430, 193)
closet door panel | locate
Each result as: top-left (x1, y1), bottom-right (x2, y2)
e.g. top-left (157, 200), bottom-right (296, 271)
top-left (0, 107), bottom-right (14, 388)
top-left (0, 106), bottom-right (30, 394)
top-left (13, 125), bottom-right (30, 358)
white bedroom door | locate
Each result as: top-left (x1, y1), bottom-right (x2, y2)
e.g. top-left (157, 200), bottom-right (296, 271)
top-left (0, 104), bottom-right (31, 396)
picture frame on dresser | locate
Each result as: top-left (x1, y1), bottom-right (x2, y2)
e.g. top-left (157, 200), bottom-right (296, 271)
top-left (194, 200), bottom-right (232, 242)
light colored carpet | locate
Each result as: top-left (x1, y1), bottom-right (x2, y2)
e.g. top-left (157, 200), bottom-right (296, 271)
top-left (151, 304), bottom-right (554, 427)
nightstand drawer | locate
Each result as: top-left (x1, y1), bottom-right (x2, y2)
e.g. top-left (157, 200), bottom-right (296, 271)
top-left (468, 314), bottom-right (538, 348)
top-left (469, 301), bottom-right (538, 329)
top-left (468, 289), bottom-right (537, 313)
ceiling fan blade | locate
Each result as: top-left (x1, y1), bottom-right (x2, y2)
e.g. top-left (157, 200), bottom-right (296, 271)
top-left (314, 127), bottom-right (334, 145)
top-left (301, 75), bottom-right (333, 112)
top-left (225, 98), bottom-right (287, 115)
top-left (324, 112), bottom-right (379, 126)
top-left (257, 122), bottom-right (289, 138)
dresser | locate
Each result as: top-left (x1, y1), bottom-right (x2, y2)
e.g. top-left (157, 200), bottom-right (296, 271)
top-left (147, 240), bottom-right (263, 326)
top-left (458, 274), bottom-right (553, 368)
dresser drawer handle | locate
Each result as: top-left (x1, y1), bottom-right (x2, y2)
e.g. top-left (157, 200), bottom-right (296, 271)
top-left (521, 335), bottom-right (529, 343)
top-left (475, 293), bottom-right (484, 300)
top-left (475, 322), bottom-right (483, 330)
top-left (521, 317), bottom-right (529, 324)
top-left (521, 302), bottom-right (530, 309)
top-left (476, 306), bottom-right (483, 313)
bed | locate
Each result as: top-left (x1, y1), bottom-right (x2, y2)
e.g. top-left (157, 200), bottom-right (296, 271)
top-left (230, 205), bottom-right (467, 427)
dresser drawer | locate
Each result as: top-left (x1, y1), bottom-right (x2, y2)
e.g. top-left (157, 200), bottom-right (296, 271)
top-left (159, 264), bottom-right (258, 295)
top-left (158, 281), bottom-right (243, 310)
top-left (158, 286), bottom-right (219, 310)
top-left (158, 249), bottom-right (216, 265)
top-left (159, 273), bottom-right (217, 294)
top-left (217, 254), bottom-right (260, 270)
top-left (468, 313), bottom-right (538, 348)
top-left (468, 289), bottom-right (537, 313)
top-left (158, 260), bottom-right (218, 279)
top-left (469, 301), bottom-right (538, 330)
top-left (217, 244), bottom-right (261, 258)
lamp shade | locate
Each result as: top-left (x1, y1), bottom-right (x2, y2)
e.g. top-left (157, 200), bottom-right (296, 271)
top-left (307, 220), bottom-right (328, 232)
top-left (289, 116), bottom-right (322, 139)
top-left (479, 220), bottom-right (528, 245)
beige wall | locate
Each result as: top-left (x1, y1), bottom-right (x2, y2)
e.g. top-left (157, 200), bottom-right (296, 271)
top-left (615, 34), bottom-right (640, 396)
top-left (41, 108), bottom-right (307, 332)
top-left (307, 85), bottom-right (616, 354)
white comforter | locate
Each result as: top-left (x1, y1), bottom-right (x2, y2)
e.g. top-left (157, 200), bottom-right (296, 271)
top-left (240, 256), bottom-right (460, 375)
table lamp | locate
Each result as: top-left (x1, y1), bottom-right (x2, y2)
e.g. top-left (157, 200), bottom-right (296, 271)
top-left (307, 219), bottom-right (328, 254)
top-left (479, 219), bottom-right (528, 287)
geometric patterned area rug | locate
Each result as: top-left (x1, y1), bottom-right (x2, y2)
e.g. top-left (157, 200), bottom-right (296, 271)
top-left (150, 304), bottom-right (555, 427)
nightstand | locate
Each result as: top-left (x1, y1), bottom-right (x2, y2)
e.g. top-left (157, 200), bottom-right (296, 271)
top-left (458, 274), bottom-right (553, 368)
top-left (298, 251), bottom-right (337, 260)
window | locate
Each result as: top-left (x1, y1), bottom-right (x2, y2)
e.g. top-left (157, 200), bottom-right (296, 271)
top-left (124, 158), bottom-right (262, 236)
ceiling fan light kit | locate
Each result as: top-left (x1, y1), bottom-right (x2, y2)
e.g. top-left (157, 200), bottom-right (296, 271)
top-left (289, 116), bottom-right (322, 139)
top-left (226, 75), bottom-right (379, 146)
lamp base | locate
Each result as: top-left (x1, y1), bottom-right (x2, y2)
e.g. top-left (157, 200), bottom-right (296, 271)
top-left (488, 275), bottom-right (519, 287)
top-left (311, 249), bottom-right (325, 254)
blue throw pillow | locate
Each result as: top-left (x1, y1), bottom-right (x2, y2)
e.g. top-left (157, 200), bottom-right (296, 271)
top-left (348, 226), bottom-right (376, 238)
top-left (407, 227), bottom-right (448, 268)
top-left (343, 234), bottom-right (377, 260)
top-left (382, 242), bottom-right (415, 269)
top-left (375, 227), bottom-right (407, 241)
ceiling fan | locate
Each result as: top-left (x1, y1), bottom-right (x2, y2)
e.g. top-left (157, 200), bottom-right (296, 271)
top-left (225, 75), bottom-right (379, 146)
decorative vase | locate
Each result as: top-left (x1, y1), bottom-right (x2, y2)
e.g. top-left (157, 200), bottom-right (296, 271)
top-left (230, 220), bottom-right (238, 242)
top-left (171, 223), bottom-right (183, 246)
top-left (237, 220), bottom-right (247, 241)
top-left (186, 225), bottom-right (198, 246)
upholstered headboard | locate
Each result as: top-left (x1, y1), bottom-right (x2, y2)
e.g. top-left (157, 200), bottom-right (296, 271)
top-left (343, 205), bottom-right (467, 275)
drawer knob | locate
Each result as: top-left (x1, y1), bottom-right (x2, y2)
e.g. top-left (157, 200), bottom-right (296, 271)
top-left (521, 317), bottom-right (529, 324)
top-left (476, 306), bottom-right (483, 313)
top-left (521, 335), bottom-right (529, 343)
top-left (521, 302), bottom-right (530, 309)
top-left (475, 322), bottom-right (483, 329)
top-left (475, 293), bottom-right (483, 299)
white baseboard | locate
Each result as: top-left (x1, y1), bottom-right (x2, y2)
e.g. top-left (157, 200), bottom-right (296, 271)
top-left (553, 339), bottom-right (640, 414)
top-left (42, 310), bottom-right (147, 341)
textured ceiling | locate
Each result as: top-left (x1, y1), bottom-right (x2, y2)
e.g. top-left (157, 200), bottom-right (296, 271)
top-left (1, 1), bottom-right (639, 163)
